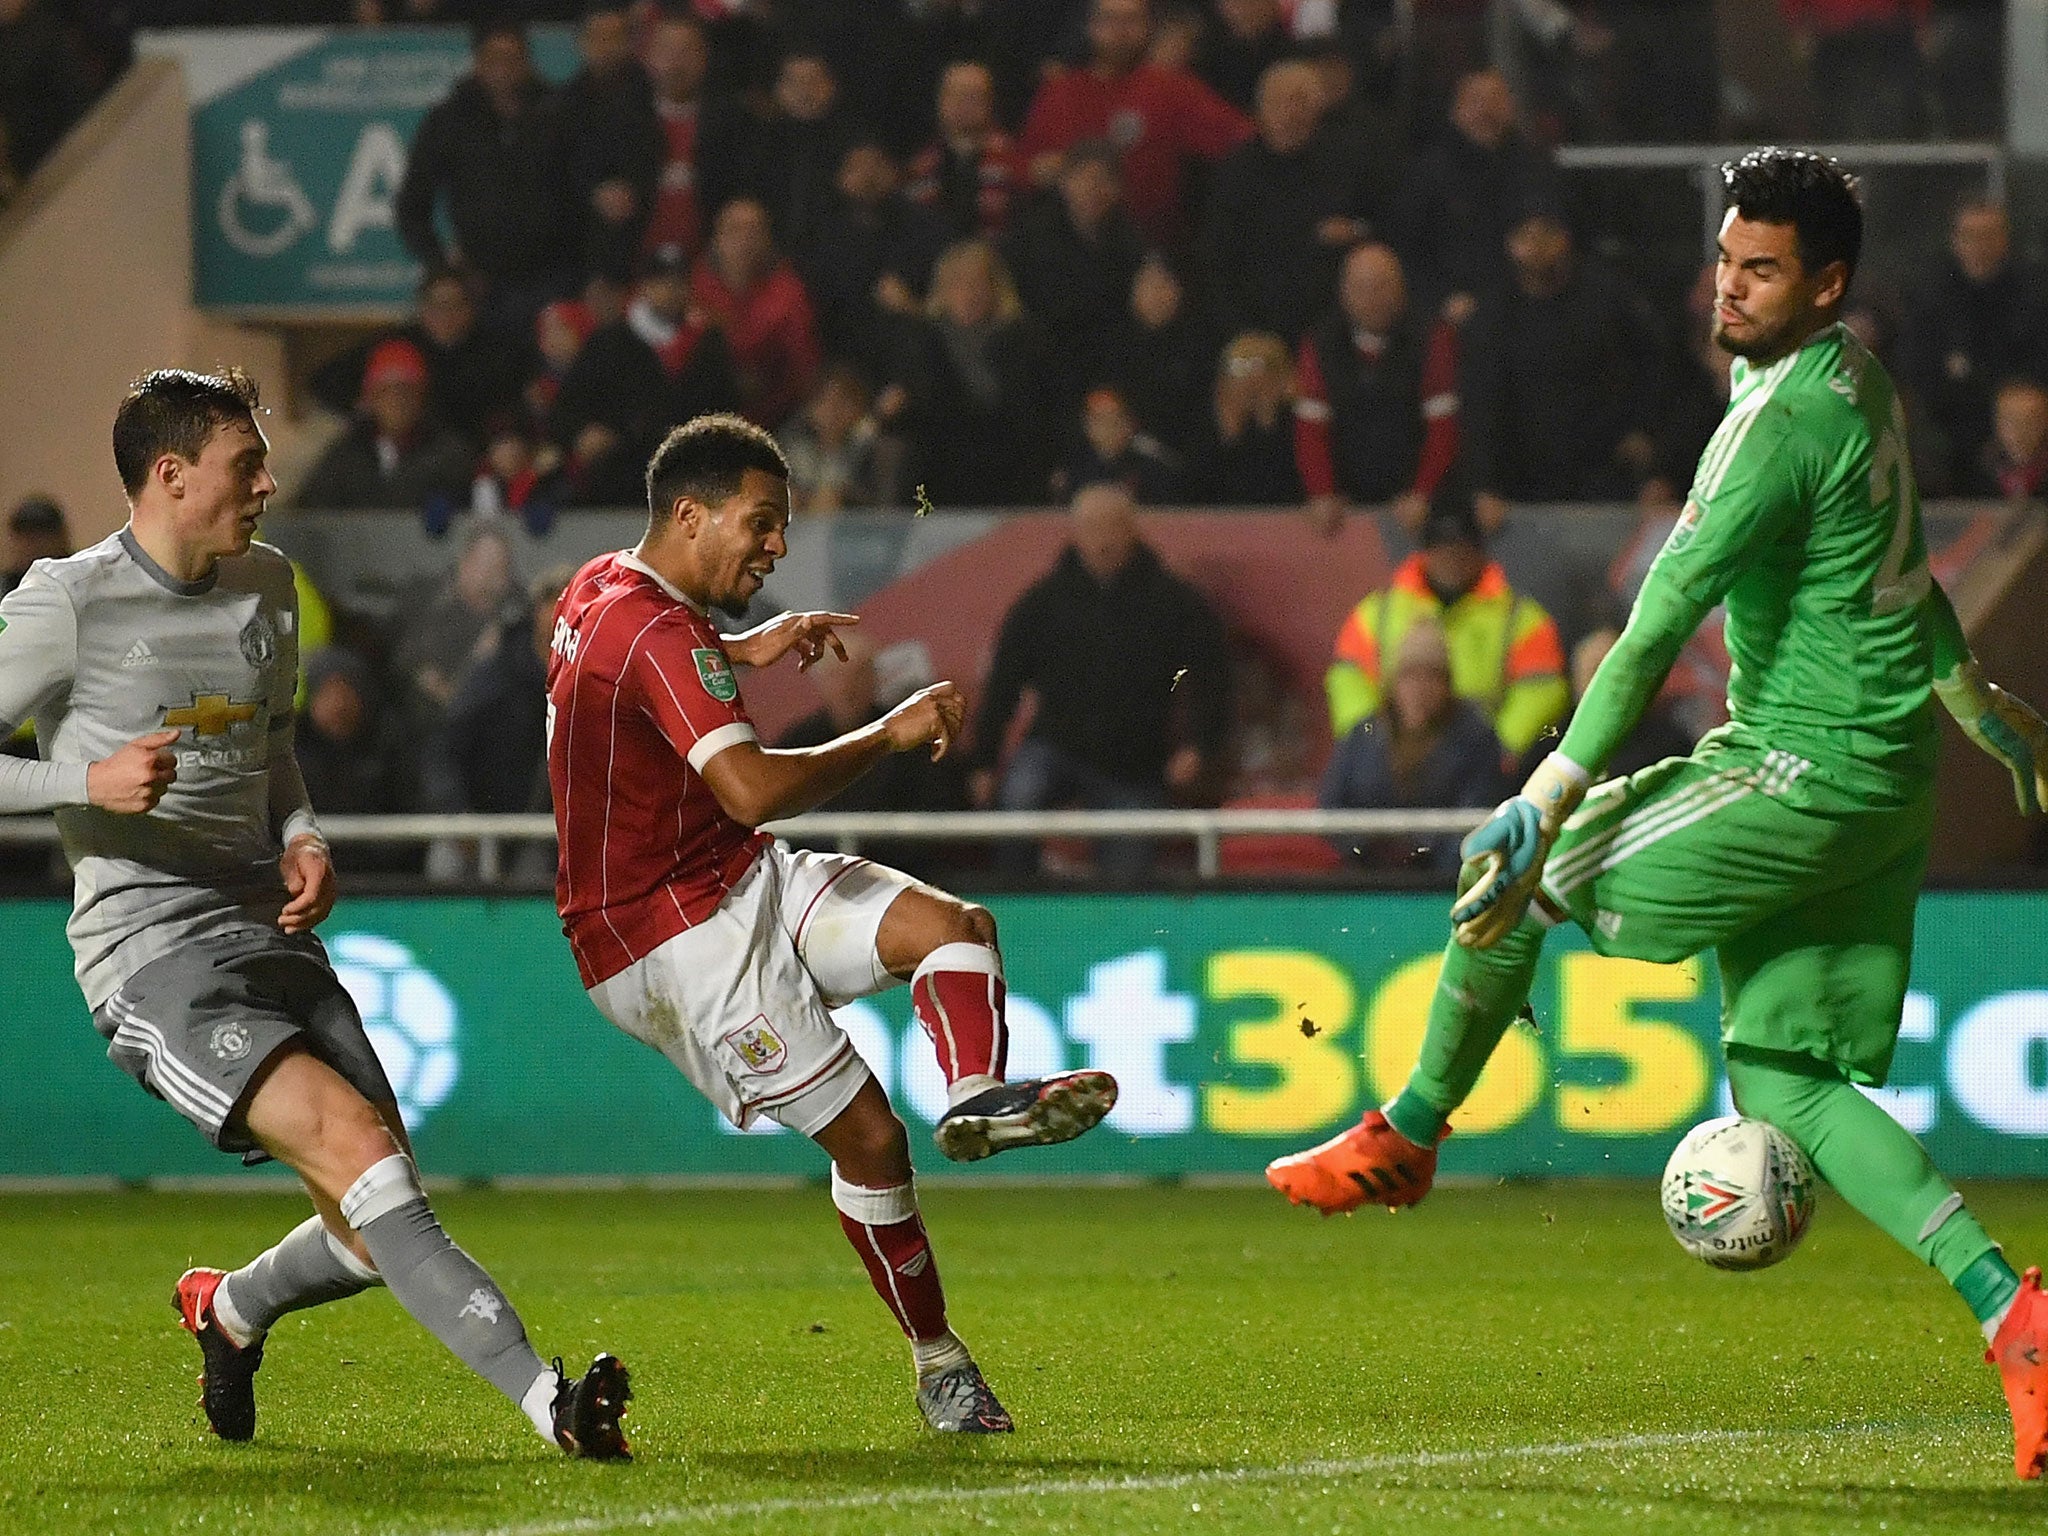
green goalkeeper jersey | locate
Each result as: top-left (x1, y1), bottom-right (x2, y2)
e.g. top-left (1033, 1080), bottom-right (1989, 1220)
top-left (1562, 321), bottom-right (1938, 811)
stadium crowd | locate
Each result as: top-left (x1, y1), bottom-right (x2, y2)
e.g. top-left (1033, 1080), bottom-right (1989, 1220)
top-left (4, 0), bottom-right (2045, 879)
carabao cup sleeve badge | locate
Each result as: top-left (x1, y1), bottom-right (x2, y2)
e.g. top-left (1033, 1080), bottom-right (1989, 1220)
top-left (693, 647), bottom-right (738, 702)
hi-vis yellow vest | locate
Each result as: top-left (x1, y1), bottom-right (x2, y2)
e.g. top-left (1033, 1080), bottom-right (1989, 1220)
top-left (1326, 555), bottom-right (1568, 756)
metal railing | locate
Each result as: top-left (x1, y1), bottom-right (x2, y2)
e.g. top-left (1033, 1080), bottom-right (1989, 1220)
top-left (1552, 141), bottom-right (2006, 261)
top-left (0, 808), bottom-right (1485, 882)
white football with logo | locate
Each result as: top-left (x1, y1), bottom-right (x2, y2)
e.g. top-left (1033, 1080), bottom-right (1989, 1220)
top-left (1660, 1115), bottom-right (1817, 1271)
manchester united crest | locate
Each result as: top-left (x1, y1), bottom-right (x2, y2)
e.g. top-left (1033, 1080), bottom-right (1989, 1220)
top-left (240, 613), bottom-right (277, 668)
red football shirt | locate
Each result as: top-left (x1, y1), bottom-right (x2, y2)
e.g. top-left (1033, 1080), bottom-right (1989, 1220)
top-left (1017, 63), bottom-right (1250, 244)
top-left (548, 551), bottom-right (768, 988)
top-left (643, 98), bottom-right (702, 258)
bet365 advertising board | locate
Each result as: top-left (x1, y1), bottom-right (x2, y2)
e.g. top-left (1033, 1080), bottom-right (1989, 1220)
top-left (2, 892), bottom-right (2044, 1181)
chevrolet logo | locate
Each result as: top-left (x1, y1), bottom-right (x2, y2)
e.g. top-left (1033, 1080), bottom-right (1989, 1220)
top-left (164, 693), bottom-right (259, 737)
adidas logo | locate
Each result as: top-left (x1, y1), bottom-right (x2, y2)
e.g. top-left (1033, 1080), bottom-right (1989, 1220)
top-left (121, 639), bottom-right (158, 668)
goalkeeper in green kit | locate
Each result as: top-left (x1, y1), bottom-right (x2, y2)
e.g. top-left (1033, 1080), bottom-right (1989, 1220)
top-left (1267, 149), bottom-right (2048, 1479)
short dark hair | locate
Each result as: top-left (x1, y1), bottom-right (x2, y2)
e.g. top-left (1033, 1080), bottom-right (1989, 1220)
top-left (645, 413), bottom-right (788, 529)
top-left (1720, 147), bottom-right (1862, 285)
top-left (112, 368), bottom-right (262, 496)
top-left (1420, 478), bottom-right (1485, 551)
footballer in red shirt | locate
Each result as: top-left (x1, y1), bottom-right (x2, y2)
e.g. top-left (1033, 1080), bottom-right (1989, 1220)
top-left (547, 414), bottom-right (1118, 1432)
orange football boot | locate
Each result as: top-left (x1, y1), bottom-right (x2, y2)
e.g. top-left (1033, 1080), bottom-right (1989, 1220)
top-left (1988, 1266), bottom-right (2048, 1479)
top-left (1266, 1109), bottom-right (1446, 1215)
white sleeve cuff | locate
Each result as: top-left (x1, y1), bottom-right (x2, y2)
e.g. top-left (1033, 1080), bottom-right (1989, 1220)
top-left (686, 721), bottom-right (757, 773)
top-left (1545, 751), bottom-right (1590, 788)
top-left (281, 807), bottom-right (325, 847)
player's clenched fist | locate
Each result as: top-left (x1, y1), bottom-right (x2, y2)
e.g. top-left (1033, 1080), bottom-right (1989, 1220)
top-left (278, 834), bottom-right (337, 933)
top-left (86, 728), bottom-right (180, 813)
top-left (882, 683), bottom-right (965, 760)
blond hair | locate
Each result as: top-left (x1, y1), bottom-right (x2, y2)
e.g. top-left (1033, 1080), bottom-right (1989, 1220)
top-left (927, 238), bottom-right (1024, 324)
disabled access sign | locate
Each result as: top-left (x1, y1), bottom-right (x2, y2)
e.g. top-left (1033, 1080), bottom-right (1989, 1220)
top-left (139, 26), bottom-right (573, 314)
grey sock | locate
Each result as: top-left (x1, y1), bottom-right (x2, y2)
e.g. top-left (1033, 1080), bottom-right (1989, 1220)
top-left (355, 1197), bottom-right (550, 1404)
top-left (216, 1215), bottom-right (379, 1338)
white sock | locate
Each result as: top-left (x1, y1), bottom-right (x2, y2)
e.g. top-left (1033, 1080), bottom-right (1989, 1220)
top-left (209, 1283), bottom-right (259, 1349)
top-left (913, 1329), bottom-right (972, 1380)
top-left (1984, 1295), bottom-right (2018, 1343)
top-left (946, 1073), bottom-right (1000, 1109)
top-left (520, 1364), bottom-right (563, 1443)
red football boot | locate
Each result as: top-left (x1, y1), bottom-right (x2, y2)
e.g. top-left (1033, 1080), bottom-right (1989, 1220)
top-left (1987, 1266), bottom-right (2048, 1479)
top-left (1265, 1109), bottom-right (1445, 1215)
top-left (172, 1267), bottom-right (263, 1441)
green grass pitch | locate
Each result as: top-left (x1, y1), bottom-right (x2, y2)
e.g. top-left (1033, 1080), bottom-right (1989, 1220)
top-left (2, 1182), bottom-right (2044, 1535)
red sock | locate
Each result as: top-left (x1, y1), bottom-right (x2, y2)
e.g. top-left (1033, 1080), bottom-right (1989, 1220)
top-left (831, 1169), bottom-right (948, 1340)
top-left (910, 942), bottom-right (1006, 1087)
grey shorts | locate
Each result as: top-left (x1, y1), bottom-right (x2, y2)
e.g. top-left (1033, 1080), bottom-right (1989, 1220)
top-left (93, 926), bottom-right (395, 1160)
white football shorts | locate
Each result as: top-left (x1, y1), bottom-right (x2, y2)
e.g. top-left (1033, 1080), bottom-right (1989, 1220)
top-left (584, 843), bottom-right (920, 1135)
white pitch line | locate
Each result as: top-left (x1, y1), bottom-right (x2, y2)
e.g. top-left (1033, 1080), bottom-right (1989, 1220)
top-left (412, 1425), bottom-right (1796, 1536)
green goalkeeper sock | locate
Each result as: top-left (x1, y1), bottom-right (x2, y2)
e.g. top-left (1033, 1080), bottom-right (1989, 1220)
top-left (1383, 915), bottom-right (1547, 1147)
top-left (1725, 1045), bottom-right (2020, 1327)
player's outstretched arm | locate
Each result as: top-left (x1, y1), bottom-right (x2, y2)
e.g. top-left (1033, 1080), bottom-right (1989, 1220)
top-left (721, 611), bottom-right (860, 670)
top-left (1927, 580), bottom-right (2048, 814)
top-left (699, 682), bottom-right (965, 827)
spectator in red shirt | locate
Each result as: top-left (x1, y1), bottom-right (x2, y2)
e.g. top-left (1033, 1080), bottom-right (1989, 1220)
top-left (691, 197), bottom-right (824, 429)
top-left (905, 61), bottom-right (1030, 239)
top-left (1295, 242), bottom-right (1460, 535)
top-left (642, 10), bottom-right (711, 261)
top-left (1018, 0), bottom-right (1252, 247)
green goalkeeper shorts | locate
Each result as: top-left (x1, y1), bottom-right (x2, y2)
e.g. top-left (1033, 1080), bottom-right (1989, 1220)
top-left (1535, 737), bottom-right (1934, 1085)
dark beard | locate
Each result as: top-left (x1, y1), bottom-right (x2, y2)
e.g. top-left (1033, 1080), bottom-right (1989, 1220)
top-left (1713, 312), bottom-right (1800, 361)
top-left (714, 591), bottom-right (753, 621)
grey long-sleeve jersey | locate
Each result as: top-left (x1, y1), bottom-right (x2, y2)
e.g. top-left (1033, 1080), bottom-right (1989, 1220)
top-left (0, 529), bottom-right (320, 1008)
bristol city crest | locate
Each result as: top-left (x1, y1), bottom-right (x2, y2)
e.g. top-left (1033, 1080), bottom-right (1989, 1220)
top-left (724, 1016), bottom-right (787, 1074)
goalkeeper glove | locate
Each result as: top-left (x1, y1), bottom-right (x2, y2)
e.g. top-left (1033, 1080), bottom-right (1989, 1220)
top-left (1932, 659), bottom-right (2048, 815)
top-left (1450, 752), bottom-right (1589, 949)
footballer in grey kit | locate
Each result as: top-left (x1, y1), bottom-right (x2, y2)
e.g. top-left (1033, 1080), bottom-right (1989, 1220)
top-left (0, 369), bottom-right (629, 1458)
top-left (0, 520), bottom-right (312, 1015)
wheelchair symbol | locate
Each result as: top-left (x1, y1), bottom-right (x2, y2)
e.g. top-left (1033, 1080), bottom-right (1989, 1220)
top-left (218, 119), bottom-right (318, 257)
